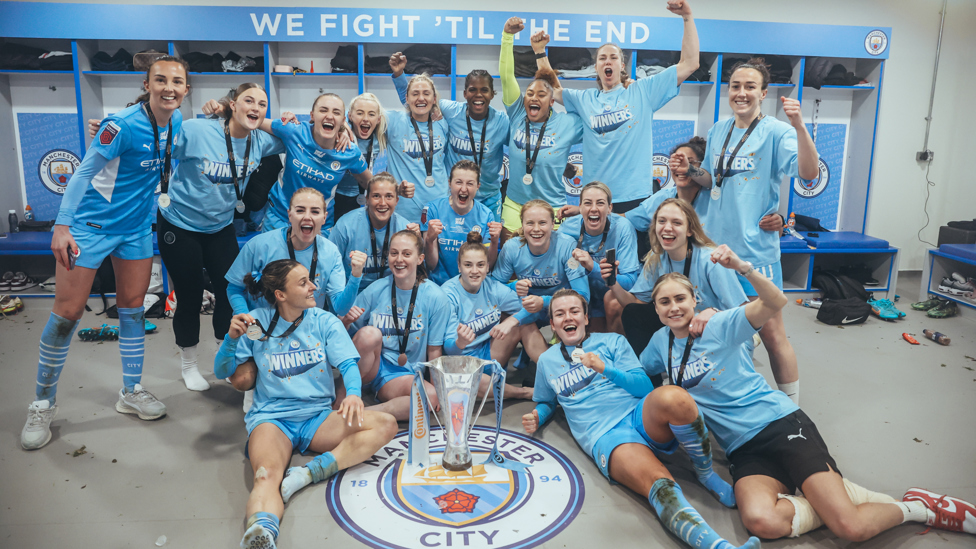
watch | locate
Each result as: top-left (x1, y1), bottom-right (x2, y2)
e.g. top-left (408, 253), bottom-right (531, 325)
top-left (535, 52), bottom-right (547, 59)
top-left (737, 261), bottom-right (754, 276)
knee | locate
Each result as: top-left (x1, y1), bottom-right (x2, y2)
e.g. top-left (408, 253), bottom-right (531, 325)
top-left (252, 465), bottom-right (284, 487)
top-left (424, 384), bottom-right (440, 409)
top-left (354, 327), bottom-right (382, 349)
top-left (740, 506), bottom-right (790, 540)
top-left (648, 386), bottom-right (698, 422)
top-left (604, 293), bottom-right (622, 317)
top-left (829, 516), bottom-right (872, 542)
top-left (375, 412), bottom-right (398, 440)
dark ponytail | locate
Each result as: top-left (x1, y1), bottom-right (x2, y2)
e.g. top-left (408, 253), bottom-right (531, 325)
top-left (128, 55), bottom-right (191, 107)
top-left (217, 82), bottom-right (265, 121)
top-left (243, 259), bottom-right (302, 306)
top-left (457, 230), bottom-right (488, 264)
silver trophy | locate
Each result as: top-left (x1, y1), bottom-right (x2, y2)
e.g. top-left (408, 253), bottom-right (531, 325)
top-left (426, 356), bottom-right (494, 471)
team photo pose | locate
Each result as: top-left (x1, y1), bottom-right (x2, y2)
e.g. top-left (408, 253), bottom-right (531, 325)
top-left (393, 56), bottom-right (509, 221)
top-left (499, 17), bottom-right (584, 239)
top-left (330, 172), bottom-right (420, 291)
top-left (21, 56), bottom-right (189, 450)
top-left (680, 58), bottom-right (814, 404)
top-left (533, 0), bottom-right (699, 212)
top-left (155, 83), bottom-right (283, 392)
top-left (333, 92), bottom-right (389, 220)
top-left (214, 259), bottom-right (397, 549)
top-left (383, 63), bottom-right (450, 223)
top-left (556, 182), bottom-right (641, 333)
top-left (641, 246), bottom-right (976, 544)
top-left (421, 160), bottom-right (501, 285)
top-left (348, 230), bottom-right (456, 420)
top-left (607, 199), bottom-right (746, 355)
top-left (492, 199), bottom-right (589, 369)
top-left (525, 289), bottom-right (757, 549)
top-left (442, 232), bottom-right (534, 400)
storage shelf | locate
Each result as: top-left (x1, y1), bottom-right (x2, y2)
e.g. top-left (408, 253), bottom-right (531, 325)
top-left (721, 82), bottom-right (795, 87)
top-left (818, 84), bottom-right (874, 90)
top-left (189, 71), bottom-right (263, 76)
top-left (271, 72), bottom-right (357, 77)
top-left (82, 70), bottom-right (143, 76)
top-left (0, 69), bottom-right (73, 75)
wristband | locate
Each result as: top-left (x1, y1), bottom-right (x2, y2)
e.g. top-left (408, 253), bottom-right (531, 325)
top-left (737, 261), bottom-right (754, 276)
top-left (535, 52), bottom-right (547, 59)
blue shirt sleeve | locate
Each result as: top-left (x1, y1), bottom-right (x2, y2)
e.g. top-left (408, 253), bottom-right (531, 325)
top-left (704, 258), bottom-right (749, 310)
top-left (425, 286), bottom-right (454, 347)
top-left (214, 334), bottom-right (241, 379)
top-left (491, 240), bottom-right (516, 283)
top-left (336, 358), bottom-right (363, 398)
top-left (56, 151), bottom-right (110, 226)
top-left (612, 217), bottom-right (641, 291)
top-left (227, 282), bottom-right (250, 316)
top-left (640, 327), bottom-right (669, 376)
top-left (603, 365), bottom-right (653, 397)
top-left (774, 124), bottom-right (801, 180)
top-left (393, 73), bottom-right (409, 105)
top-left (570, 276), bottom-right (590, 302)
top-left (635, 65), bottom-right (680, 111)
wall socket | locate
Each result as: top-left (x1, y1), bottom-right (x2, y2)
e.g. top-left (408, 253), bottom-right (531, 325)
top-left (916, 149), bottom-right (934, 162)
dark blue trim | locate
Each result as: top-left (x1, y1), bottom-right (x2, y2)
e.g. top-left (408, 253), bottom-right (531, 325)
top-left (450, 44), bottom-right (457, 101)
top-left (0, 70), bottom-right (74, 75)
top-left (357, 44), bottom-right (365, 94)
top-left (70, 40), bottom-right (86, 151)
top-left (861, 60), bottom-right (884, 234)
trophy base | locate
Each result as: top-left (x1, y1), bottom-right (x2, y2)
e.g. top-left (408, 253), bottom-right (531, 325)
top-left (442, 457), bottom-right (472, 472)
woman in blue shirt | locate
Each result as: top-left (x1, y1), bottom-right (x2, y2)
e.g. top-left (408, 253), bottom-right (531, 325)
top-left (532, 1), bottom-right (699, 213)
top-left (21, 56), bottom-right (189, 451)
top-left (348, 230), bottom-right (457, 421)
top-left (525, 289), bottom-right (755, 549)
top-left (607, 199), bottom-right (746, 360)
top-left (681, 58), bottom-right (817, 405)
top-left (421, 160), bottom-right (501, 285)
top-left (382, 67), bottom-right (451, 223)
top-left (499, 17), bottom-right (584, 240)
top-left (640, 247), bottom-right (975, 544)
top-left (156, 83), bottom-right (283, 392)
top-left (333, 93), bottom-right (389, 220)
top-left (443, 231), bottom-right (533, 400)
top-left (556, 182), bottom-right (641, 333)
top-left (214, 259), bottom-right (397, 549)
top-left (492, 199), bottom-right (589, 370)
top-left (392, 56), bottom-right (510, 221)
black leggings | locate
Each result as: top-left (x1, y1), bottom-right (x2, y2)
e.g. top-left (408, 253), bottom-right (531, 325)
top-left (157, 212), bottom-right (239, 348)
top-left (622, 302), bottom-right (665, 387)
top-left (333, 193), bottom-right (362, 223)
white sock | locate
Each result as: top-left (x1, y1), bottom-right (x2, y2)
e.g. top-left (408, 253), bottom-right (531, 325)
top-left (896, 500), bottom-right (930, 524)
top-left (778, 380), bottom-right (799, 405)
top-left (179, 345), bottom-right (209, 391)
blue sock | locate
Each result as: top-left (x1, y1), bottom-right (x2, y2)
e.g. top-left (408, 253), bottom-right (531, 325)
top-left (118, 307), bottom-right (145, 392)
top-left (307, 452), bottom-right (338, 483)
top-left (247, 511), bottom-right (279, 540)
top-left (648, 478), bottom-right (735, 549)
top-left (670, 414), bottom-right (736, 508)
top-left (35, 312), bottom-right (79, 404)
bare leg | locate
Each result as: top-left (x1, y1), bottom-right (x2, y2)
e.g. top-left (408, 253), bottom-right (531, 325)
top-left (244, 424), bottom-right (293, 519)
top-left (373, 375), bottom-right (439, 421)
top-left (307, 410), bottom-right (398, 469)
top-left (603, 291), bottom-right (625, 335)
top-left (519, 323), bottom-right (548, 363)
top-left (51, 263), bottom-right (98, 320)
top-left (801, 468), bottom-right (904, 542)
top-left (485, 334), bottom-right (533, 400)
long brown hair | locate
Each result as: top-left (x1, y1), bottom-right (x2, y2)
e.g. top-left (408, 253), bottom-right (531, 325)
top-left (391, 229), bottom-right (427, 283)
top-left (217, 82), bottom-right (265, 121)
top-left (644, 198), bottom-right (716, 273)
top-left (129, 56), bottom-right (191, 107)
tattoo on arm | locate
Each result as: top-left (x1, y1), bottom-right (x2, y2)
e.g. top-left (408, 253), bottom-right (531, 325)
top-left (689, 164), bottom-right (706, 177)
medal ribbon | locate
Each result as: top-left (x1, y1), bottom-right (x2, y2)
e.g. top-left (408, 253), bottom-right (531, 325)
top-left (715, 113), bottom-right (763, 188)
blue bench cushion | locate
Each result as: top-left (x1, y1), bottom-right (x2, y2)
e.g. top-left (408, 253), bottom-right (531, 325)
top-left (780, 235), bottom-right (808, 249)
top-left (800, 231), bottom-right (889, 249)
top-left (0, 231), bottom-right (53, 251)
top-left (939, 243), bottom-right (976, 262)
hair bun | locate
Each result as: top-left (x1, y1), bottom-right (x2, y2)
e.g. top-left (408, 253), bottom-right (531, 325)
top-left (689, 136), bottom-right (707, 147)
top-left (466, 230), bottom-right (484, 245)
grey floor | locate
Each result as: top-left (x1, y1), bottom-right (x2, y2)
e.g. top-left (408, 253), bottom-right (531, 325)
top-left (1, 271), bottom-right (973, 549)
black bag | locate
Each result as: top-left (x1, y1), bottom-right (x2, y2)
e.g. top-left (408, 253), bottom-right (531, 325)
top-left (331, 45), bottom-right (359, 73)
top-left (816, 297), bottom-right (871, 325)
top-left (812, 269), bottom-right (869, 302)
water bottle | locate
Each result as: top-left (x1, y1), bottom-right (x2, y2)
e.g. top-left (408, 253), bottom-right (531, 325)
top-left (24, 205), bottom-right (34, 221)
top-left (922, 329), bottom-right (950, 346)
top-left (7, 209), bottom-right (18, 233)
top-left (785, 212), bottom-right (803, 239)
top-left (796, 298), bottom-right (821, 309)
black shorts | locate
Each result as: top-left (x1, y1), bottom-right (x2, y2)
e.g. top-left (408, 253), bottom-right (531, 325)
top-left (727, 409), bottom-right (840, 494)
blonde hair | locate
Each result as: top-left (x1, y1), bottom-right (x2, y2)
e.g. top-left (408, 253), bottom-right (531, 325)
top-left (349, 92), bottom-right (388, 152)
top-left (580, 181), bottom-right (612, 204)
top-left (516, 199), bottom-right (555, 245)
top-left (405, 74), bottom-right (442, 118)
top-left (289, 187), bottom-right (326, 208)
top-left (649, 272), bottom-right (696, 304)
top-left (595, 44), bottom-right (629, 91)
top-left (643, 198), bottom-right (716, 273)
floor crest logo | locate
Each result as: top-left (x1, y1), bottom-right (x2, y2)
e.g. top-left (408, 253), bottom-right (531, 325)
top-left (327, 426), bottom-right (584, 549)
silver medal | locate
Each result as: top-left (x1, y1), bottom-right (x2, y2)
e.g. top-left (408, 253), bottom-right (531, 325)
top-left (157, 193), bottom-right (171, 208)
top-left (424, 176), bottom-right (436, 187)
top-left (522, 173), bottom-right (533, 185)
top-left (356, 194), bottom-right (367, 206)
top-left (570, 348), bottom-right (585, 364)
top-left (236, 200), bottom-right (245, 213)
top-left (245, 323), bottom-right (263, 340)
top-left (711, 186), bottom-right (721, 200)
top-left (567, 258), bottom-right (580, 270)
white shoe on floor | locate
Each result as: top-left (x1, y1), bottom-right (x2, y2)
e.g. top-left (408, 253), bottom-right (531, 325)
top-left (21, 400), bottom-right (58, 450)
top-left (116, 384), bottom-right (167, 420)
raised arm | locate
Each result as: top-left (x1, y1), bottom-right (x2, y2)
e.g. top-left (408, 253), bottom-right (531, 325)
top-left (668, 0), bottom-right (700, 84)
top-left (531, 30), bottom-right (563, 102)
top-left (710, 244), bottom-right (787, 328)
top-left (781, 96), bottom-right (820, 181)
top-left (500, 18), bottom-right (524, 107)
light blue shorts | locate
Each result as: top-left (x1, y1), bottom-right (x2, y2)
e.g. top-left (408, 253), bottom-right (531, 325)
top-left (246, 407), bottom-right (332, 455)
top-left (479, 190), bottom-right (503, 223)
top-left (463, 341), bottom-right (494, 373)
top-left (736, 260), bottom-right (783, 297)
top-left (69, 226), bottom-right (153, 269)
top-left (591, 398), bottom-right (678, 480)
top-left (365, 357), bottom-right (414, 394)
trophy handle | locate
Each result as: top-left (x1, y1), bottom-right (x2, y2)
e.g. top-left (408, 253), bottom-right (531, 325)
top-left (466, 363), bottom-right (504, 438)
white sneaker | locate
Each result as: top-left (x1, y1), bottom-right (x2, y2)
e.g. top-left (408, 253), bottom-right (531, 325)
top-left (21, 400), bottom-right (58, 450)
top-left (115, 384), bottom-right (167, 420)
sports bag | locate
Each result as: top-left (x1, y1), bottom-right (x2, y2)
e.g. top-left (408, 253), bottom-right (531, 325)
top-left (816, 297), bottom-right (870, 326)
top-left (812, 269), bottom-right (869, 302)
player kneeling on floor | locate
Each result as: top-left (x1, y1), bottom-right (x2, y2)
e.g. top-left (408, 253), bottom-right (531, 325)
top-left (523, 288), bottom-right (759, 549)
top-left (214, 259), bottom-right (397, 549)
